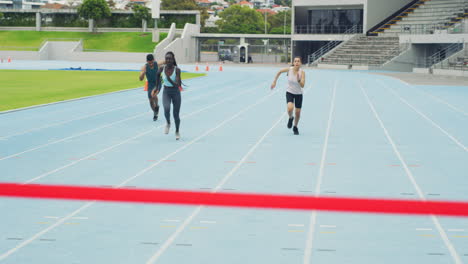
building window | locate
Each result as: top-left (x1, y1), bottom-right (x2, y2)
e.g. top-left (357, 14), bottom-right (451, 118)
top-left (296, 9), bottom-right (363, 34)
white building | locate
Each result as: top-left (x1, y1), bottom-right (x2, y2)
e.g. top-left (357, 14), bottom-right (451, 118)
top-left (272, 5), bottom-right (290, 13)
top-left (205, 14), bottom-right (221, 27)
top-left (253, 0), bottom-right (273, 8)
top-left (0, 0), bottom-right (45, 9)
top-left (292, 0), bottom-right (415, 61)
top-left (238, 1), bottom-right (253, 9)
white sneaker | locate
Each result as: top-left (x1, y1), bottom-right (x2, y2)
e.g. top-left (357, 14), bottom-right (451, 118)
top-left (164, 123), bottom-right (170, 134)
top-left (175, 132), bottom-right (180, 140)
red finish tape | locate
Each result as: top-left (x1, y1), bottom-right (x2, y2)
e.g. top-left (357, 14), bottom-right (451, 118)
top-left (1, 183), bottom-right (467, 217)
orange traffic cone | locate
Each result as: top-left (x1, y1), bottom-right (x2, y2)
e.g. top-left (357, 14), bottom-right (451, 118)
top-left (205, 63), bottom-right (209, 71)
top-left (219, 63), bottom-right (223, 72)
top-left (7, 57), bottom-right (11, 63)
top-left (144, 81), bottom-right (148, 91)
top-left (195, 63), bottom-right (199, 72)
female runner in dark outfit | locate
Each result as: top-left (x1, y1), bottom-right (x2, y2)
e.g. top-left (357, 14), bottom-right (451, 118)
top-left (153, 51), bottom-right (182, 140)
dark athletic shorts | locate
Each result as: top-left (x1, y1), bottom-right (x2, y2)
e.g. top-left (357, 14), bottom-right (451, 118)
top-left (286, 92), bottom-right (303, 108)
top-left (147, 83), bottom-right (159, 99)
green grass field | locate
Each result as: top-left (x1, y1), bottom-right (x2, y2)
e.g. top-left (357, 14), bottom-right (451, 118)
top-left (0, 31), bottom-right (168, 52)
top-left (0, 70), bottom-right (205, 111)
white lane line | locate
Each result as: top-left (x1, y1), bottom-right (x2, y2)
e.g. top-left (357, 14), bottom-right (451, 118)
top-left (380, 81), bottom-right (467, 152)
top-left (448, 229), bottom-right (465, 232)
top-left (0, 78), bottom-right (251, 162)
top-left (44, 216), bottom-right (60, 219)
top-left (23, 88), bottom-right (256, 184)
top-left (0, 86), bottom-right (142, 115)
top-left (416, 228), bottom-right (433, 231)
top-left (200, 221), bottom-right (216, 224)
top-left (163, 220), bottom-right (181, 223)
top-left (1, 102), bottom-right (144, 139)
top-left (319, 225), bottom-right (336, 228)
top-left (0, 74), bottom-right (210, 116)
top-left (145, 90), bottom-right (290, 264)
top-left (0, 92), bottom-right (141, 125)
top-left (288, 224), bottom-right (305, 227)
top-left (389, 77), bottom-right (468, 117)
top-left (0, 113), bottom-right (146, 162)
top-left (303, 81), bottom-right (337, 264)
top-left (0, 74), bottom-right (238, 127)
top-left (116, 85), bottom-right (274, 188)
top-left (360, 82), bottom-right (463, 264)
top-left (0, 203), bottom-right (95, 262)
top-left (0, 82), bottom-right (271, 261)
top-left (415, 87), bottom-right (468, 117)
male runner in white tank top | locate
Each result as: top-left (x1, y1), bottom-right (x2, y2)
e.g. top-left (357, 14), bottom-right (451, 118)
top-left (270, 57), bottom-right (306, 135)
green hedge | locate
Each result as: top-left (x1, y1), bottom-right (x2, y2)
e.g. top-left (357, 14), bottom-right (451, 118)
top-left (97, 13), bottom-right (141, 28)
top-left (42, 13), bottom-right (88, 27)
top-left (0, 13), bottom-right (36, 27)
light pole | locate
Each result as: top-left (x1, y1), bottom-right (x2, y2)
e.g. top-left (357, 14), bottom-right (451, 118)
top-left (283, 10), bottom-right (287, 35)
top-left (151, 0), bottom-right (161, 42)
top-left (264, 11), bottom-right (267, 34)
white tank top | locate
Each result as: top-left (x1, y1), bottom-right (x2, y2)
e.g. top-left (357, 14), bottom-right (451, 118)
top-left (287, 67), bottom-right (303, 95)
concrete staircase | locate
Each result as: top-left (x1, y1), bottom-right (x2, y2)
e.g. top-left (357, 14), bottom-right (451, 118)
top-left (377, 0), bottom-right (467, 35)
top-left (319, 36), bottom-right (401, 66)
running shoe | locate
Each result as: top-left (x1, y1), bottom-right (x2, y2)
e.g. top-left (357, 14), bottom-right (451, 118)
top-left (175, 132), bottom-right (181, 140)
top-left (293, 126), bottom-right (299, 135)
top-left (287, 116), bottom-right (294, 129)
top-left (165, 123), bottom-right (170, 134)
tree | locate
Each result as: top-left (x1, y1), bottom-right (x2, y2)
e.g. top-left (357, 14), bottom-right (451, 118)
top-left (78, 0), bottom-right (111, 32)
top-left (268, 10), bottom-right (291, 34)
top-left (161, 0), bottom-right (209, 28)
top-left (133, 5), bottom-right (151, 21)
top-left (132, 4), bottom-right (151, 31)
top-left (161, 0), bottom-right (198, 10)
top-left (216, 5), bottom-right (267, 34)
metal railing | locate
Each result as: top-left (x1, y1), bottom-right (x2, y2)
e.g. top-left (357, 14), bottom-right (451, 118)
top-left (379, 0), bottom-right (468, 35)
top-left (307, 25), bottom-right (362, 65)
top-left (394, 20), bottom-right (468, 35)
top-left (434, 44), bottom-right (468, 71)
top-left (368, 0), bottom-right (425, 35)
top-left (199, 44), bottom-right (289, 63)
top-left (416, 42), bottom-right (464, 68)
top-left (294, 24), bottom-right (363, 34)
top-left (382, 1), bottom-right (468, 35)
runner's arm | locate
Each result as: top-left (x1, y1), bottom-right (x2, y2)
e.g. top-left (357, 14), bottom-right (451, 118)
top-left (139, 65), bottom-right (146, 81)
top-left (176, 67), bottom-right (182, 87)
top-left (270, 68), bottom-right (289, 89)
top-left (299, 70), bottom-right (305, 88)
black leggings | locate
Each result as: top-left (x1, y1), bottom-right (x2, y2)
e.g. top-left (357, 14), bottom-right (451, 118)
top-left (163, 88), bottom-right (181, 132)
